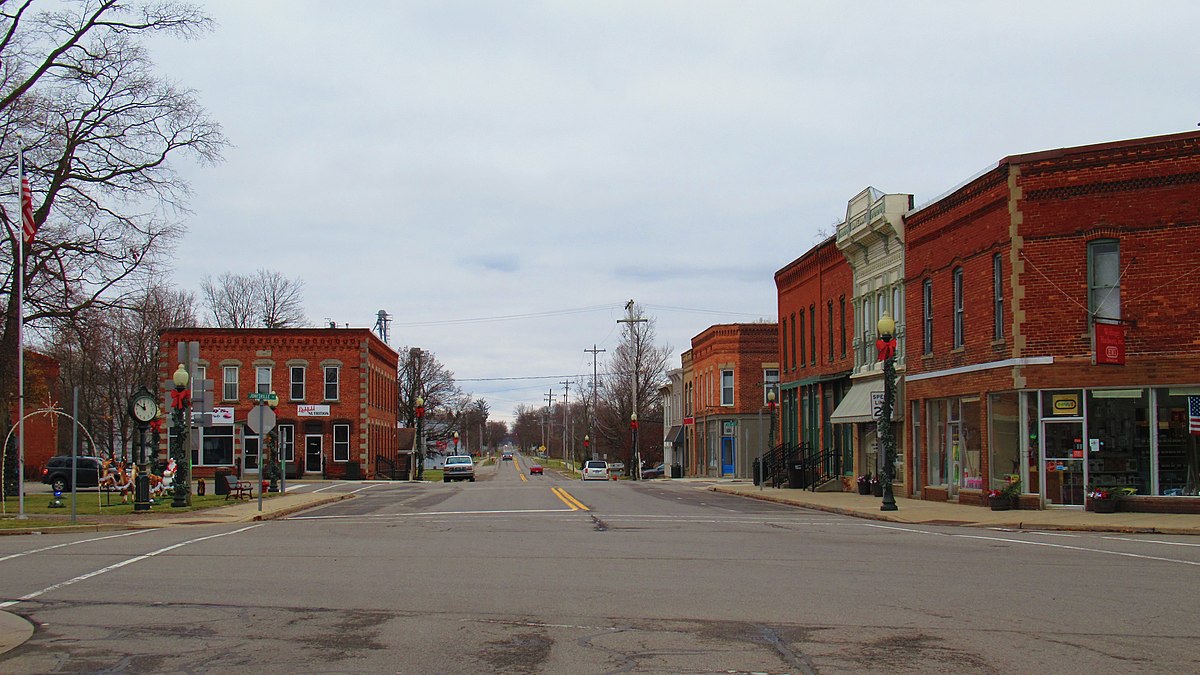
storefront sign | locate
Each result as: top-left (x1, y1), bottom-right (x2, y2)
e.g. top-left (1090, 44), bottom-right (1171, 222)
top-left (1095, 322), bottom-right (1125, 365)
top-left (1051, 394), bottom-right (1079, 416)
top-left (197, 406), bottom-right (233, 425)
top-left (722, 420), bottom-right (736, 436)
top-left (297, 404), bottom-right (330, 417)
top-left (683, 417), bottom-right (694, 426)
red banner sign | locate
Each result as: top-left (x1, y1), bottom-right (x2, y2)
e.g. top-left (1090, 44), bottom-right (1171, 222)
top-left (1095, 322), bottom-right (1125, 365)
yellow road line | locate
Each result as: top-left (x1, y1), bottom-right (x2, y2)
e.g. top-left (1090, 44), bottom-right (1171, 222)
top-left (514, 455), bottom-right (527, 481)
top-left (551, 487), bottom-right (589, 511)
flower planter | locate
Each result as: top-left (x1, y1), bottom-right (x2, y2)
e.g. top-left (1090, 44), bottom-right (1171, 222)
top-left (857, 483), bottom-right (872, 495)
top-left (1092, 498), bottom-right (1117, 514)
top-left (871, 483), bottom-right (883, 497)
top-left (990, 498), bottom-right (1012, 511)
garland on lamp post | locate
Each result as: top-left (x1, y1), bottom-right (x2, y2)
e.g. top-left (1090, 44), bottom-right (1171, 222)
top-left (876, 313), bottom-right (899, 512)
top-left (170, 364), bottom-right (191, 508)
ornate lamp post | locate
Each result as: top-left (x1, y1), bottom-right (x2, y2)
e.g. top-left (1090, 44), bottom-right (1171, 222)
top-left (453, 430), bottom-right (460, 455)
top-left (763, 388), bottom-right (776, 491)
top-left (583, 434), bottom-right (590, 461)
top-left (170, 364), bottom-right (191, 508)
top-left (414, 396), bottom-right (425, 480)
top-left (630, 413), bottom-right (639, 480)
top-left (265, 392), bottom-right (281, 492)
top-left (876, 312), bottom-right (899, 512)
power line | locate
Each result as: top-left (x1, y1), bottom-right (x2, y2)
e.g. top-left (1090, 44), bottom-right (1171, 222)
top-left (643, 303), bottom-right (769, 318)
top-left (393, 303), bottom-right (620, 327)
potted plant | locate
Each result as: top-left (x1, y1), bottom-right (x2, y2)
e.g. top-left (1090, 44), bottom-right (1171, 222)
top-left (871, 475), bottom-right (883, 497)
top-left (856, 474), bottom-right (872, 495)
top-left (987, 479), bottom-right (1022, 511)
top-left (1087, 486), bottom-right (1134, 513)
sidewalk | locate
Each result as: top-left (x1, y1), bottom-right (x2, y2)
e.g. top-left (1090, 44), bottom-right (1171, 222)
top-left (707, 481), bottom-right (1200, 535)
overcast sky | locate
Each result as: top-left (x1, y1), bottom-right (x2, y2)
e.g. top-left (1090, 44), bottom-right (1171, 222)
top-left (148, 1), bottom-right (1200, 422)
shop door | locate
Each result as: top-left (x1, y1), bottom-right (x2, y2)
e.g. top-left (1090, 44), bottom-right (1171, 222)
top-left (720, 437), bottom-right (735, 476)
top-left (1042, 421), bottom-right (1085, 506)
top-left (305, 435), bottom-right (323, 476)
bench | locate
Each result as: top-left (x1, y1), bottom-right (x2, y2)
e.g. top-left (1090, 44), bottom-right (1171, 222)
top-left (223, 474), bottom-right (253, 501)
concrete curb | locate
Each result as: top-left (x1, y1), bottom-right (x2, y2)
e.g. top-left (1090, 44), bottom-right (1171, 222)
top-left (0, 610), bottom-right (33, 657)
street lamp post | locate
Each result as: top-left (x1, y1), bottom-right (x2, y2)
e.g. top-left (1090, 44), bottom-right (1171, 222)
top-left (453, 431), bottom-right (460, 455)
top-left (583, 434), bottom-right (590, 462)
top-left (630, 413), bottom-right (638, 480)
top-left (414, 396), bottom-right (425, 480)
top-left (877, 312), bottom-right (899, 512)
top-left (763, 388), bottom-right (776, 492)
top-left (170, 364), bottom-right (191, 508)
top-left (266, 393), bottom-right (281, 493)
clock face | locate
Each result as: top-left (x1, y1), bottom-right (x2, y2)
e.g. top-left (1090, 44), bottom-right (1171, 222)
top-left (132, 395), bottom-right (158, 422)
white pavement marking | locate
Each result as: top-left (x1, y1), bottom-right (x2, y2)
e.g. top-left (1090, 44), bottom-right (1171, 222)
top-left (0, 530), bottom-right (152, 564)
top-left (0, 525), bottom-right (262, 609)
top-left (1103, 536), bottom-right (1200, 548)
top-left (864, 523), bottom-right (1199, 566)
top-left (347, 484), bottom-right (382, 495)
top-left (289, 508), bottom-right (575, 520)
top-left (1027, 531), bottom-right (1079, 537)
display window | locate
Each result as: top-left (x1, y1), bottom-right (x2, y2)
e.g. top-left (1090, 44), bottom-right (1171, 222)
top-left (1086, 389), bottom-right (1150, 495)
top-left (1153, 389), bottom-right (1200, 496)
top-left (988, 392), bottom-right (1021, 490)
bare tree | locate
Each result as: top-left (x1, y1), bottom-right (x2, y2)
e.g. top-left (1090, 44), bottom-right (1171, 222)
top-left (595, 304), bottom-right (670, 468)
top-left (200, 269), bottom-right (306, 328)
top-left (0, 1), bottom-right (225, 477)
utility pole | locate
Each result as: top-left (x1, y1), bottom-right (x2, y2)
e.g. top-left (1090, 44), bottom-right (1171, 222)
top-left (617, 300), bottom-right (648, 480)
top-left (584, 344), bottom-right (605, 461)
top-left (560, 380), bottom-right (571, 471)
top-left (543, 390), bottom-right (556, 456)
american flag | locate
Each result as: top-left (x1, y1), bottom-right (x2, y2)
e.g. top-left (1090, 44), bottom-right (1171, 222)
top-left (20, 151), bottom-right (37, 243)
top-left (1190, 396), bottom-right (1200, 435)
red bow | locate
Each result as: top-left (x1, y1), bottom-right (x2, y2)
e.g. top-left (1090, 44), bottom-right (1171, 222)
top-left (170, 388), bottom-right (191, 410)
top-left (876, 337), bottom-right (897, 362)
top-left (149, 418), bottom-right (165, 433)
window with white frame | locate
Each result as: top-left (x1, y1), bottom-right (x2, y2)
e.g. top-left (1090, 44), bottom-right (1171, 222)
top-left (993, 253), bottom-right (1004, 340)
top-left (290, 366), bottom-right (305, 401)
top-left (192, 366), bottom-right (206, 399)
top-left (324, 366), bottom-right (340, 400)
top-left (278, 424), bottom-right (295, 462)
top-left (720, 369), bottom-right (734, 406)
top-left (333, 423), bottom-right (350, 462)
top-left (222, 366), bottom-right (238, 400)
top-left (923, 279), bottom-right (933, 354)
top-left (763, 369), bottom-right (779, 405)
top-left (256, 366), bottom-right (272, 396)
top-left (1088, 239), bottom-right (1121, 321)
top-left (953, 267), bottom-right (964, 348)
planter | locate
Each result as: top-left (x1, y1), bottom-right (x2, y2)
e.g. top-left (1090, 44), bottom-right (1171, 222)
top-left (1092, 498), bottom-right (1117, 514)
top-left (990, 498), bottom-right (1013, 511)
top-left (857, 482), bottom-right (871, 495)
top-left (871, 482), bottom-right (883, 497)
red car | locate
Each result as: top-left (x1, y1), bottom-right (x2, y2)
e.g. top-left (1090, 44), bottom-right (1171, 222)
top-left (529, 465), bottom-right (543, 475)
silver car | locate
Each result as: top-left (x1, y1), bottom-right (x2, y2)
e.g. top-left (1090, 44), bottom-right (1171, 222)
top-left (582, 460), bottom-right (608, 481)
top-left (442, 455), bottom-right (475, 482)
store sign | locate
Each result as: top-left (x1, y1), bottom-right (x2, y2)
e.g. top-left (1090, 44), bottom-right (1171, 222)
top-left (722, 420), bottom-right (737, 436)
top-left (297, 404), bottom-right (330, 417)
top-left (683, 417), bottom-right (694, 426)
top-left (1051, 394), bottom-right (1079, 416)
top-left (1095, 322), bottom-right (1125, 365)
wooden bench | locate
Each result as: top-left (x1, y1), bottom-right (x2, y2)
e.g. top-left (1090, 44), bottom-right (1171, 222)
top-left (223, 474), bottom-right (253, 501)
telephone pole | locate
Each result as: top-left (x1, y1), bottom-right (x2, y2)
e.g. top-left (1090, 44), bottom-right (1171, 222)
top-left (560, 380), bottom-right (571, 470)
top-left (584, 344), bottom-right (605, 460)
top-left (543, 390), bottom-right (556, 455)
top-left (617, 300), bottom-right (649, 480)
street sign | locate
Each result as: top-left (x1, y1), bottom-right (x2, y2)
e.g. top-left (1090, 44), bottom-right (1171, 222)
top-left (248, 392), bottom-right (272, 401)
top-left (246, 406), bottom-right (277, 434)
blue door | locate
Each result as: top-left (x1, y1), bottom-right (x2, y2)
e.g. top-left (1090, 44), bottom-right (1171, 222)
top-left (721, 437), bottom-right (735, 475)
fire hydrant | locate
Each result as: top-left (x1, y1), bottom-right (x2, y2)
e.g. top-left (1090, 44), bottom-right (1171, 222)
top-left (197, 478), bottom-right (206, 496)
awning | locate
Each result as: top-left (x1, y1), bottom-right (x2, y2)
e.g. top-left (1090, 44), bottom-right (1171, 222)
top-left (664, 425), bottom-right (684, 445)
top-left (829, 380), bottom-right (880, 424)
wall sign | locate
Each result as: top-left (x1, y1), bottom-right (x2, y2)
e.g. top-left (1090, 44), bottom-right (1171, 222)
top-left (1051, 394), bottom-right (1079, 416)
top-left (722, 420), bottom-right (736, 436)
top-left (1094, 322), bottom-right (1126, 365)
top-left (297, 404), bottom-right (330, 417)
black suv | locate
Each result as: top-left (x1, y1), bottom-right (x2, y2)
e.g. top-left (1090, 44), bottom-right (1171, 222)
top-left (40, 456), bottom-right (104, 492)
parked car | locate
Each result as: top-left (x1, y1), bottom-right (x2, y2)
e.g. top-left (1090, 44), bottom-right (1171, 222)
top-left (40, 455), bottom-right (103, 492)
top-left (641, 463), bottom-right (665, 480)
top-left (582, 460), bottom-right (609, 481)
top-left (607, 461), bottom-right (625, 476)
top-left (442, 455), bottom-right (476, 482)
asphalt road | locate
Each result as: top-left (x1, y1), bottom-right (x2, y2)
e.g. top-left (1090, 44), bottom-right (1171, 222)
top-left (1, 453), bottom-right (1198, 673)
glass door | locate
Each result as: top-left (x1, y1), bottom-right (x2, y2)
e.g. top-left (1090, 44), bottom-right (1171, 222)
top-left (1042, 420), bottom-right (1085, 506)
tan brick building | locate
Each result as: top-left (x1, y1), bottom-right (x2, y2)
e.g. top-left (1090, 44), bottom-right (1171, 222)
top-left (159, 328), bottom-right (399, 481)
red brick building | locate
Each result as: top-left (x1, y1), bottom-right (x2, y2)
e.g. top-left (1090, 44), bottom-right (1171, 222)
top-left (11, 350), bottom-right (61, 479)
top-left (689, 323), bottom-right (778, 478)
top-left (159, 328), bottom-right (399, 481)
top-left (774, 235), bottom-right (855, 476)
top-left (904, 130), bottom-right (1200, 511)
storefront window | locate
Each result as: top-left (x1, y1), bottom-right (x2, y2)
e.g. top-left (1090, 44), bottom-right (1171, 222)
top-left (989, 392), bottom-right (1021, 490)
top-left (1086, 389), bottom-right (1150, 495)
top-left (1155, 389), bottom-right (1200, 496)
top-left (960, 398), bottom-right (982, 490)
top-left (198, 426), bottom-right (233, 466)
top-left (927, 399), bottom-right (946, 486)
top-left (1026, 393), bottom-right (1040, 496)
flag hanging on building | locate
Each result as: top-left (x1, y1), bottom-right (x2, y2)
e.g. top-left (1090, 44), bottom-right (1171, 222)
top-left (19, 150), bottom-right (37, 243)
top-left (1189, 396), bottom-right (1200, 435)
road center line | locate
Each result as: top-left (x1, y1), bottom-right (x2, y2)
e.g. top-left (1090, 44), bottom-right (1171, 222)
top-left (0, 530), bottom-right (152, 564)
top-left (0, 525), bottom-right (263, 609)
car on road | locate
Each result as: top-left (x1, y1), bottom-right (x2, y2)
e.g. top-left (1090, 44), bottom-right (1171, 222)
top-left (529, 464), bottom-right (543, 475)
top-left (40, 455), bottom-right (103, 492)
top-left (641, 463), bottom-right (665, 480)
top-left (582, 460), bottom-right (608, 481)
top-left (606, 461), bottom-right (625, 476)
top-left (501, 451), bottom-right (513, 461)
top-left (442, 455), bottom-right (476, 482)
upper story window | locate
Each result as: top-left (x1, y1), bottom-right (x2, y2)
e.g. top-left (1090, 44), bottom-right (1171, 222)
top-left (993, 253), bottom-right (1004, 340)
top-left (763, 368), bottom-right (779, 405)
top-left (324, 366), bottom-right (340, 401)
top-left (1088, 239), bottom-right (1121, 322)
top-left (862, 295), bottom-right (873, 343)
top-left (808, 305), bottom-right (816, 365)
top-left (256, 366), bottom-right (272, 396)
top-left (290, 366), bottom-right (305, 401)
top-left (827, 301), bottom-right (834, 362)
top-left (953, 267), bottom-right (965, 348)
top-left (839, 297), bottom-right (846, 357)
top-left (789, 314), bottom-right (797, 370)
top-left (798, 311), bottom-right (806, 369)
top-left (193, 366), bottom-right (206, 400)
top-left (684, 382), bottom-right (693, 416)
top-left (923, 279), bottom-right (933, 354)
top-left (720, 369), bottom-right (734, 406)
top-left (222, 366), bottom-right (238, 401)
top-left (781, 320), bottom-right (788, 371)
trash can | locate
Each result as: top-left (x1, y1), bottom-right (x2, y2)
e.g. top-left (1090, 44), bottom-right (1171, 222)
top-left (787, 462), bottom-right (805, 489)
top-left (670, 464), bottom-right (683, 479)
top-left (752, 458), bottom-right (762, 486)
top-left (214, 468), bottom-right (231, 496)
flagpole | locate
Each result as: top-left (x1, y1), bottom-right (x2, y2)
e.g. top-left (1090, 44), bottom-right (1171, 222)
top-left (15, 146), bottom-right (26, 519)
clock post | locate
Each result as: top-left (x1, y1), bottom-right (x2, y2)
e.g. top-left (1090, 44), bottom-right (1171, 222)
top-left (129, 386), bottom-right (157, 512)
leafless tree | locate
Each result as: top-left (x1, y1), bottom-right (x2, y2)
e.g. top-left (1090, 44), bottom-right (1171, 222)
top-left (200, 269), bottom-right (306, 328)
top-left (595, 304), bottom-right (670, 468)
top-left (0, 1), bottom-right (225, 477)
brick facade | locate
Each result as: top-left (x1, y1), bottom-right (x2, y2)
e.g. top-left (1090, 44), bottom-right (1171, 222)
top-left (159, 328), bottom-right (399, 481)
top-left (12, 350), bottom-right (61, 479)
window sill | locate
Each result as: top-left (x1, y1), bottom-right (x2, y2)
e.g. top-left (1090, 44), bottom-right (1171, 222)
top-left (951, 347), bottom-right (965, 354)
